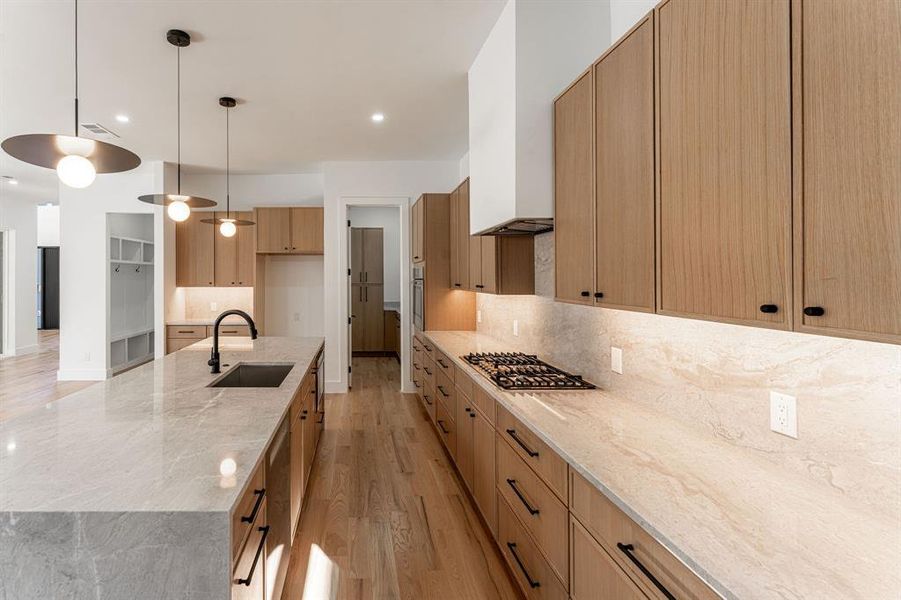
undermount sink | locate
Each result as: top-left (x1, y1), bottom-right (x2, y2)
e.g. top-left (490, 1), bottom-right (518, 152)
top-left (208, 363), bottom-right (294, 388)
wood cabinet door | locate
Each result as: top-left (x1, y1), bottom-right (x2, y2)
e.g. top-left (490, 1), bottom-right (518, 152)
top-left (469, 235), bottom-right (483, 290)
top-left (554, 70), bottom-right (595, 304)
top-left (457, 179), bottom-right (471, 290)
top-left (449, 187), bottom-right (461, 287)
top-left (570, 517), bottom-right (647, 600)
top-left (657, 0), bottom-right (791, 327)
top-left (412, 199), bottom-right (425, 263)
top-left (255, 207), bottom-right (292, 253)
top-left (350, 228), bottom-right (364, 284)
top-left (472, 407), bottom-right (497, 537)
top-left (794, 0), bottom-right (901, 343)
top-left (176, 215), bottom-right (215, 286)
top-left (362, 228), bottom-right (384, 284)
top-left (231, 499), bottom-right (267, 600)
top-left (383, 310), bottom-right (397, 354)
top-left (456, 393), bottom-right (474, 490)
top-left (302, 393), bottom-right (315, 482)
top-left (362, 285), bottom-right (385, 351)
top-left (351, 284), bottom-right (365, 352)
top-left (595, 15), bottom-right (655, 312)
top-left (290, 207), bottom-right (324, 254)
top-left (214, 211), bottom-right (238, 287)
top-left (479, 236), bottom-right (497, 294)
top-left (235, 212), bottom-right (255, 286)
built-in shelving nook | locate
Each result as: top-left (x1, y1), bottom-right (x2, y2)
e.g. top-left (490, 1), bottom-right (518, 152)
top-left (108, 214), bottom-right (154, 375)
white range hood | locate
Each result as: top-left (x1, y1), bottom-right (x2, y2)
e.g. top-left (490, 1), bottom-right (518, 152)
top-left (467, 0), bottom-right (610, 235)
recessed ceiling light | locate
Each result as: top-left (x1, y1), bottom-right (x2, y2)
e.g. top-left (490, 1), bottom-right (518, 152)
top-left (115, 114), bottom-right (130, 123)
top-left (371, 112), bottom-right (385, 123)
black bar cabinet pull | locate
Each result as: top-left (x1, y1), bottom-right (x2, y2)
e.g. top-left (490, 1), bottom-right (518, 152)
top-left (803, 306), bottom-right (825, 317)
top-left (437, 385), bottom-right (450, 398)
top-left (506, 428), bottom-right (539, 458)
top-left (424, 367), bottom-right (432, 375)
top-left (506, 542), bottom-right (540, 588)
top-left (437, 358), bottom-right (448, 368)
top-left (236, 525), bottom-right (270, 586)
top-left (423, 394), bottom-right (433, 406)
top-left (454, 283), bottom-right (462, 287)
top-left (414, 381), bottom-right (421, 388)
top-left (476, 284), bottom-right (485, 289)
top-left (616, 543), bottom-right (676, 600)
top-left (759, 304), bottom-right (778, 313)
top-left (506, 478), bottom-right (540, 515)
top-left (594, 292), bottom-right (604, 299)
top-left (580, 290), bottom-right (590, 297)
top-left (240, 488), bottom-right (265, 523)
top-left (437, 420), bottom-right (449, 434)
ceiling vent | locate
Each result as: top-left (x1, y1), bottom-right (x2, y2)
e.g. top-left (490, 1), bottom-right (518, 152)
top-left (80, 123), bottom-right (120, 138)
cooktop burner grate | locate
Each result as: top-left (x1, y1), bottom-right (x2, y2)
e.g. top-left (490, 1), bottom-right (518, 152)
top-left (462, 352), bottom-right (595, 391)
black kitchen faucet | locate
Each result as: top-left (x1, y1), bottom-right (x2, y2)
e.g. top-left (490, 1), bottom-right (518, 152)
top-left (208, 309), bottom-right (258, 374)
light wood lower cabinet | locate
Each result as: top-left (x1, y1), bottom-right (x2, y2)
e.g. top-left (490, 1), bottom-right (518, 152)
top-left (435, 401), bottom-right (456, 458)
top-left (571, 517), bottom-right (648, 600)
top-left (231, 498), bottom-right (267, 600)
top-left (471, 402), bottom-right (497, 537)
top-left (496, 404), bottom-right (568, 501)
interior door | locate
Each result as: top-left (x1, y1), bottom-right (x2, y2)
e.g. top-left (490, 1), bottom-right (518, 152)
top-left (347, 221), bottom-right (354, 386)
top-left (41, 247), bottom-right (60, 329)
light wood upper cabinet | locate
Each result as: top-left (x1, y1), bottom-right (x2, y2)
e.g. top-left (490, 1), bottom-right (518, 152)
top-left (595, 15), bottom-right (655, 312)
top-left (793, 0), bottom-right (901, 344)
top-left (656, 0), bottom-right (792, 328)
top-left (449, 179), bottom-right (471, 290)
top-left (554, 70), bottom-right (595, 304)
top-left (411, 198), bottom-right (425, 263)
top-left (215, 211), bottom-right (254, 287)
top-left (290, 207), bottom-right (324, 254)
top-left (176, 215), bottom-right (215, 287)
top-left (255, 207), bottom-right (292, 253)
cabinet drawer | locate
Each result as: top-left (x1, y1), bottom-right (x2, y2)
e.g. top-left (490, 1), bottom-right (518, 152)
top-left (411, 335), bottom-right (423, 353)
top-left (454, 367), bottom-right (474, 400)
top-left (570, 470), bottom-right (718, 600)
top-left (230, 463), bottom-right (265, 561)
top-left (436, 401), bottom-right (456, 458)
top-left (422, 379), bottom-right (437, 424)
top-left (232, 498), bottom-right (267, 600)
top-left (435, 369), bottom-right (456, 422)
top-left (472, 384), bottom-right (496, 424)
top-left (420, 336), bottom-right (435, 360)
top-left (209, 324), bottom-right (250, 337)
top-left (497, 493), bottom-right (568, 600)
top-left (496, 434), bottom-right (568, 585)
top-left (290, 372), bottom-right (314, 423)
top-left (167, 338), bottom-right (198, 353)
top-left (412, 360), bottom-right (424, 394)
top-left (433, 348), bottom-right (455, 380)
top-left (167, 325), bottom-right (207, 339)
top-left (422, 355), bottom-right (436, 390)
top-left (571, 516), bottom-right (648, 600)
top-left (497, 404), bottom-right (568, 502)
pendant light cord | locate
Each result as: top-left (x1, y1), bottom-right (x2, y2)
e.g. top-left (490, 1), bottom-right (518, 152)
top-left (177, 44), bottom-right (181, 194)
top-left (74, 0), bottom-right (79, 137)
top-left (226, 105), bottom-right (230, 219)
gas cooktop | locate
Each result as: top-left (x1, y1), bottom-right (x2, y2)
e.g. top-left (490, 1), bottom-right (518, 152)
top-left (462, 352), bottom-right (595, 391)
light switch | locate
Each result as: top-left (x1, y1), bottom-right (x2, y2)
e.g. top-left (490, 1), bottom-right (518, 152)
top-left (477, 310), bottom-right (482, 324)
top-left (611, 347), bottom-right (623, 374)
top-left (512, 320), bottom-right (519, 337)
top-left (210, 302), bottom-right (218, 311)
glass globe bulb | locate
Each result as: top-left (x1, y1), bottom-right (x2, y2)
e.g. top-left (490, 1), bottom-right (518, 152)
top-left (56, 154), bottom-right (96, 188)
top-left (219, 220), bottom-right (237, 238)
top-left (167, 200), bottom-right (191, 222)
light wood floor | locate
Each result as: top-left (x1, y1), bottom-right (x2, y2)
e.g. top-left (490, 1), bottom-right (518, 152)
top-left (282, 357), bottom-right (521, 600)
top-left (0, 330), bottom-right (93, 423)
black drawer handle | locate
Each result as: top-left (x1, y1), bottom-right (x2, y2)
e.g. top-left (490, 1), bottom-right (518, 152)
top-left (300, 409), bottom-right (308, 421)
top-left (437, 420), bottom-right (449, 434)
top-left (414, 381), bottom-right (421, 388)
top-left (424, 367), bottom-right (432, 375)
top-left (437, 385), bottom-right (450, 398)
top-left (423, 394), bottom-right (433, 406)
top-left (506, 428), bottom-right (539, 458)
top-left (222, 329), bottom-right (239, 334)
top-left (413, 363), bottom-right (421, 370)
top-left (176, 330), bottom-right (196, 334)
top-left (240, 488), bottom-right (265, 523)
top-left (580, 290), bottom-right (590, 297)
top-left (506, 478), bottom-right (539, 515)
top-left (423, 344), bottom-right (433, 351)
top-left (454, 283), bottom-right (461, 287)
top-left (594, 292), bottom-right (604, 299)
top-left (236, 525), bottom-right (270, 586)
top-left (436, 358), bottom-right (448, 368)
top-left (617, 543), bottom-right (675, 600)
top-left (475, 284), bottom-right (484, 289)
top-left (759, 304), bottom-right (778, 314)
top-left (506, 542), bottom-right (540, 589)
top-left (804, 306), bottom-right (825, 317)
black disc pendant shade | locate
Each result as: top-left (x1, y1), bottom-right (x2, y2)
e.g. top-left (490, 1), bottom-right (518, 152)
top-left (137, 29), bottom-right (216, 209)
top-left (1, 0), bottom-right (141, 178)
top-left (201, 98), bottom-right (255, 227)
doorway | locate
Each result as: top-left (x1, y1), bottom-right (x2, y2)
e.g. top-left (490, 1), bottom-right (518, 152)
top-left (38, 247), bottom-right (60, 330)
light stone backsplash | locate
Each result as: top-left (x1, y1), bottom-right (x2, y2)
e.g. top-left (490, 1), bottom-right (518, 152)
top-left (184, 287), bottom-right (254, 320)
top-left (477, 232), bottom-right (901, 518)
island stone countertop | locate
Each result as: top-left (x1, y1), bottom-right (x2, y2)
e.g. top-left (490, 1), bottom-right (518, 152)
top-left (422, 330), bottom-right (897, 600)
top-left (0, 336), bottom-right (323, 599)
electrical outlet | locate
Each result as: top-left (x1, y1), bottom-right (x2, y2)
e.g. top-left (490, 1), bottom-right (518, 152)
top-left (210, 302), bottom-right (218, 311)
top-left (770, 391), bottom-right (798, 438)
top-left (293, 312), bottom-right (300, 322)
top-left (512, 319), bottom-right (519, 337)
top-left (477, 310), bottom-right (482, 324)
top-left (611, 347), bottom-right (623, 374)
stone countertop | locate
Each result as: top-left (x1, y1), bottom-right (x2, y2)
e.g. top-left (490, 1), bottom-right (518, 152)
top-left (0, 336), bottom-right (324, 514)
top-left (421, 330), bottom-right (897, 600)
top-left (166, 318), bottom-right (250, 327)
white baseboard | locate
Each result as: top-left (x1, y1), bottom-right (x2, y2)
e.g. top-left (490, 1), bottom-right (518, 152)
top-left (325, 380), bottom-right (348, 394)
top-left (57, 368), bottom-right (107, 381)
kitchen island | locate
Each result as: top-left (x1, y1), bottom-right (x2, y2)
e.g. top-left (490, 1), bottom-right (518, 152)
top-left (0, 336), bottom-right (324, 600)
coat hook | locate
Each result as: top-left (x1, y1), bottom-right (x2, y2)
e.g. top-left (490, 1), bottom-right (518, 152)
top-left (115, 265), bottom-right (120, 273)
top-left (136, 266), bottom-right (140, 273)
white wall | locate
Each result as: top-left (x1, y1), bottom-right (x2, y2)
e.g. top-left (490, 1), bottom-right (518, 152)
top-left (458, 151), bottom-right (470, 181)
top-left (58, 162), bottom-right (168, 380)
top-left (264, 255), bottom-right (325, 338)
top-left (610, 0), bottom-right (657, 40)
top-left (36, 204), bottom-right (59, 246)
top-left (322, 161), bottom-right (460, 393)
top-left (179, 172), bottom-right (324, 211)
top-left (0, 197), bottom-right (37, 355)
top-left (348, 206), bottom-right (402, 303)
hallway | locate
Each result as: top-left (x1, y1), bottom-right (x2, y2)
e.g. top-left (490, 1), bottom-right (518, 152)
top-left (281, 356), bottom-right (520, 600)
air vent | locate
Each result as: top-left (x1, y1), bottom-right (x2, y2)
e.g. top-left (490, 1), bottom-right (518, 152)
top-left (80, 123), bottom-right (120, 138)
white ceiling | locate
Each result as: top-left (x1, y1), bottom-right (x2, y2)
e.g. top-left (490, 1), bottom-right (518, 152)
top-left (0, 0), bottom-right (506, 203)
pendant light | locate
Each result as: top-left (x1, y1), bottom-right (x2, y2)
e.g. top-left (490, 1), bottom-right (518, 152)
top-left (1, 0), bottom-right (140, 188)
top-left (137, 29), bottom-right (216, 221)
top-left (201, 97), bottom-right (254, 237)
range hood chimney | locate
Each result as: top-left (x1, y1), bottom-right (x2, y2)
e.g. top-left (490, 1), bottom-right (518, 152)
top-left (467, 0), bottom-right (610, 236)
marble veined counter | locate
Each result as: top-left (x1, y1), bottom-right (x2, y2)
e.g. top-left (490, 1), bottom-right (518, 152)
top-left (422, 330), bottom-right (898, 600)
top-left (0, 336), bottom-right (323, 599)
